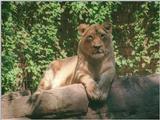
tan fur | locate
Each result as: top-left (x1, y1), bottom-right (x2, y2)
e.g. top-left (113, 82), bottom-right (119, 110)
top-left (36, 22), bottom-right (115, 101)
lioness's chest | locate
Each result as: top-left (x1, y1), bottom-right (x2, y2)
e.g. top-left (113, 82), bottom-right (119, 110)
top-left (73, 60), bottom-right (104, 83)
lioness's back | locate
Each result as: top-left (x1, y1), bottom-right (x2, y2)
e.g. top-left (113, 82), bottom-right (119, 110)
top-left (49, 56), bottom-right (78, 87)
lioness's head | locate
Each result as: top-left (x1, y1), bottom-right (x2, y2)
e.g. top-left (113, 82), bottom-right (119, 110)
top-left (78, 22), bottom-right (113, 60)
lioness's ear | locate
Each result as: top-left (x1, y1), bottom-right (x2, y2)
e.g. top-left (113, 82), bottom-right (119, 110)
top-left (78, 24), bottom-right (89, 35)
top-left (103, 21), bottom-right (112, 33)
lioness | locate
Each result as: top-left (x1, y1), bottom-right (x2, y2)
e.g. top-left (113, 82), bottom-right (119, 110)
top-left (36, 22), bottom-right (115, 101)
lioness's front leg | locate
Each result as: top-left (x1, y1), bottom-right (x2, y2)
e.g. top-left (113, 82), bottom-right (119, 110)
top-left (80, 76), bottom-right (101, 100)
top-left (98, 68), bottom-right (115, 101)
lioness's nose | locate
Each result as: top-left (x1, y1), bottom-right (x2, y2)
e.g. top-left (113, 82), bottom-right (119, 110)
top-left (93, 44), bottom-right (102, 49)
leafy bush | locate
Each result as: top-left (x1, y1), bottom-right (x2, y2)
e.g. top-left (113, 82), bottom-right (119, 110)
top-left (2, 1), bottom-right (159, 94)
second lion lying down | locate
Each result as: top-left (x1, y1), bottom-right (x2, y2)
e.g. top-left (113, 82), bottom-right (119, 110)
top-left (35, 22), bottom-right (115, 101)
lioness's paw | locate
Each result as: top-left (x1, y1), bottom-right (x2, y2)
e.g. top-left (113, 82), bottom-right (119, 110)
top-left (98, 92), bottom-right (108, 101)
top-left (86, 84), bottom-right (101, 100)
top-left (87, 89), bottom-right (101, 100)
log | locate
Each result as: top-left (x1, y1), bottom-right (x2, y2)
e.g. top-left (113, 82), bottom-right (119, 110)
top-left (107, 74), bottom-right (159, 119)
top-left (2, 84), bottom-right (88, 119)
top-left (2, 74), bottom-right (159, 119)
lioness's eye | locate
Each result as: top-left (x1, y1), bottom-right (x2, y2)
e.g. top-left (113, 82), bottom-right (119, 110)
top-left (101, 34), bottom-right (106, 39)
top-left (86, 35), bottom-right (93, 41)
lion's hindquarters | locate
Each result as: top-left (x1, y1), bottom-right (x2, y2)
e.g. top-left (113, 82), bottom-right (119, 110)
top-left (39, 56), bottom-right (78, 89)
top-left (39, 69), bottom-right (54, 90)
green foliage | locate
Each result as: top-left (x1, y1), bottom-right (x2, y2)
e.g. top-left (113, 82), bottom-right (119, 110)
top-left (2, 1), bottom-right (159, 94)
top-left (112, 2), bottom-right (160, 75)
